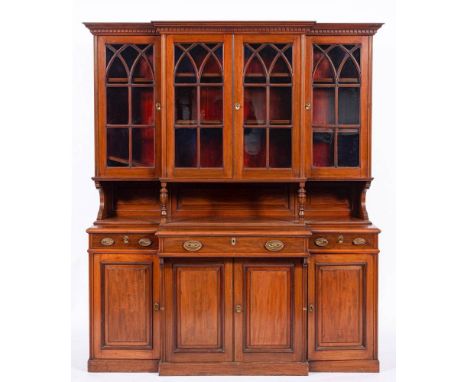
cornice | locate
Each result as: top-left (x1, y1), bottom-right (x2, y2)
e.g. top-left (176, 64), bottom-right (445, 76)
top-left (83, 21), bottom-right (383, 37)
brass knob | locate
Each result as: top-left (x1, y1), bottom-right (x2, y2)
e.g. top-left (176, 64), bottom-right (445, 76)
top-left (314, 237), bottom-right (329, 247)
top-left (234, 102), bottom-right (241, 110)
top-left (100, 237), bottom-right (114, 246)
top-left (265, 240), bottom-right (284, 252)
top-left (235, 304), bottom-right (242, 313)
top-left (138, 238), bottom-right (152, 247)
top-left (305, 103), bottom-right (311, 110)
top-left (155, 102), bottom-right (161, 111)
top-left (308, 304), bottom-right (314, 312)
top-left (154, 302), bottom-right (160, 311)
top-left (183, 240), bottom-right (203, 252)
top-left (337, 235), bottom-right (344, 244)
top-left (353, 237), bottom-right (367, 245)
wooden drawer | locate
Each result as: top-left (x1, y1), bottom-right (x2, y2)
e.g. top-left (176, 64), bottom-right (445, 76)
top-left (160, 236), bottom-right (307, 256)
top-left (90, 233), bottom-right (157, 250)
top-left (309, 232), bottom-right (377, 251)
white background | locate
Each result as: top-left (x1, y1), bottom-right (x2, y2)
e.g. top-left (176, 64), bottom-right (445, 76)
top-left (1, 0), bottom-right (467, 381)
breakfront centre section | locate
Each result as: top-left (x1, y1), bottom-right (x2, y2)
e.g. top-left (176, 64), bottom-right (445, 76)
top-left (85, 21), bottom-right (382, 376)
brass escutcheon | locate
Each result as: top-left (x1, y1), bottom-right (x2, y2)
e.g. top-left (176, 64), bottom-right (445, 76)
top-left (235, 304), bottom-right (242, 313)
top-left (264, 240), bottom-right (284, 252)
top-left (315, 237), bottom-right (329, 247)
top-left (123, 235), bottom-right (129, 244)
top-left (100, 237), bottom-right (114, 246)
top-left (138, 238), bottom-right (152, 247)
top-left (183, 240), bottom-right (203, 252)
top-left (337, 234), bottom-right (344, 244)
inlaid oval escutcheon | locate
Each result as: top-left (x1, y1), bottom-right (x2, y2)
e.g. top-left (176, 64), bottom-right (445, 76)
top-left (183, 240), bottom-right (203, 252)
top-left (138, 238), bottom-right (152, 247)
top-left (314, 237), bottom-right (329, 247)
top-left (264, 240), bottom-right (284, 252)
top-left (352, 237), bottom-right (367, 245)
top-left (100, 237), bottom-right (114, 246)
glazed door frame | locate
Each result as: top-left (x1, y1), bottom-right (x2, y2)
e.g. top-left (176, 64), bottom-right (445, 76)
top-left (233, 258), bottom-right (305, 362)
top-left (305, 35), bottom-right (371, 179)
top-left (165, 34), bottom-right (233, 179)
top-left (308, 253), bottom-right (376, 361)
top-left (91, 252), bottom-right (160, 360)
top-left (233, 34), bottom-right (302, 180)
top-left (96, 35), bottom-right (161, 178)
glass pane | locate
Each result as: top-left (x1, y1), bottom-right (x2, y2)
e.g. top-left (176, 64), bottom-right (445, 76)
top-left (269, 128), bottom-right (291, 168)
top-left (132, 87), bottom-right (154, 124)
top-left (313, 88), bottom-right (335, 125)
top-left (107, 57), bottom-right (127, 81)
top-left (107, 87), bottom-right (128, 124)
top-left (107, 128), bottom-right (129, 167)
top-left (338, 131), bottom-right (359, 167)
top-left (175, 87), bottom-right (197, 124)
top-left (200, 128), bottom-right (223, 167)
top-left (132, 55), bottom-right (153, 83)
top-left (244, 128), bottom-right (266, 167)
top-left (313, 132), bottom-right (334, 167)
top-left (175, 128), bottom-right (197, 167)
top-left (244, 87), bottom-right (266, 125)
top-left (200, 52), bottom-right (222, 83)
top-left (132, 128), bottom-right (154, 167)
top-left (338, 87), bottom-right (360, 124)
top-left (200, 87), bottom-right (223, 124)
top-left (339, 57), bottom-right (360, 83)
top-left (175, 55), bottom-right (196, 83)
top-left (270, 87), bottom-right (292, 124)
top-left (313, 51), bottom-right (334, 82)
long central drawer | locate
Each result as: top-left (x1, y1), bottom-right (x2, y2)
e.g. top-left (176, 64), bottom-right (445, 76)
top-left (159, 236), bottom-right (308, 257)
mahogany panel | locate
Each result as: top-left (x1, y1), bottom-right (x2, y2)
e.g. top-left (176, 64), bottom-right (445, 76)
top-left (308, 254), bottom-right (375, 361)
top-left (234, 259), bottom-right (305, 362)
top-left (164, 258), bottom-right (233, 362)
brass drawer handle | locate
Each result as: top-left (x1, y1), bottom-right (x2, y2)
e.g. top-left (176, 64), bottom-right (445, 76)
top-left (138, 238), bottom-right (152, 247)
top-left (100, 237), bottom-right (114, 246)
top-left (183, 240), bottom-right (203, 252)
top-left (315, 237), bottom-right (329, 247)
top-left (353, 237), bottom-right (367, 245)
top-left (265, 240), bottom-right (284, 252)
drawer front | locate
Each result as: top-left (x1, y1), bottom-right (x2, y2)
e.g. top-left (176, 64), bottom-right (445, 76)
top-left (90, 233), bottom-right (157, 250)
top-left (161, 236), bottom-right (306, 255)
top-left (310, 232), bottom-right (377, 251)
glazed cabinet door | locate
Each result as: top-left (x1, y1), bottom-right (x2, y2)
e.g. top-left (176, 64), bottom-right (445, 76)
top-left (91, 253), bottom-right (160, 359)
top-left (308, 254), bottom-right (376, 361)
top-left (306, 36), bottom-right (370, 179)
top-left (166, 35), bottom-right (233, 179)
top-left (163, 258), bottom-right (234, 362)
top-left (233, 35), bottom-right (301, 179)
top-left (234, 258), bottom-right (305, 362)
top-left (96, 36), bottom-right (161, 178)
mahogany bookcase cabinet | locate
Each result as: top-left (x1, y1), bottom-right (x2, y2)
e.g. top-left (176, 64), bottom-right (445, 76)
top-left (84, 21), bottom-right (382, 376)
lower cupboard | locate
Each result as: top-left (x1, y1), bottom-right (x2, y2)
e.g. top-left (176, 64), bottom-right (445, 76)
top-left (162, 258), bottom-right (306, 370)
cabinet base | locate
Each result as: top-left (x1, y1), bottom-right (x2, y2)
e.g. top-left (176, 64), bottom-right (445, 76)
top-left (159, 362), bottom-right (309, 376)
top-left (88, 359), bottom-right (159, 372)
top-left (309, 359), bottom-right (380, 372)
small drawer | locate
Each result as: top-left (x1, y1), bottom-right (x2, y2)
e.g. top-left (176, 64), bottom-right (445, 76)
top-left (310, 232), bottom-right (377, 251)
top-left (90, 233), bottom-right (157, 250)
top-left (160, 236), bottom-right (307, 256)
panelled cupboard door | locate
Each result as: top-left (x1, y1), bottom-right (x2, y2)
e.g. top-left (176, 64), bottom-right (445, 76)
top-left (91, 253), bottom-right (160, 359)
top-left (233, 35), bottom-right (302, 179)
top-left (234, 259), bottom-right (305, 362)
top-left (305, 36), bottom-right (371, 179)
top-left (164, 258), bottom-right (234, 362)
top-left (96, 36), bottom-right (161, 178)
top-left (308, 254), bottom-right (376, 361)
top-left (166, 34), bottom-right (233, 179)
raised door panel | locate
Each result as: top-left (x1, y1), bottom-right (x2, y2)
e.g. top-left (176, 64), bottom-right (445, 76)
top-left (305, 36), bottom-right (370, 179)
top-left (164, 258), bottom-right (233, 362)
top-left (96, 36), bottom-right (161, 178)
top-left (308, 254), bottom-right (376, 361)
top-left (233, 34), bottom-right (302, 180)
top-left (166, 34), bottom-right (233, 179)
top-left (234, 259), bottom-right (304, 362)
top-left (91, 253), bottom-right (160, 359)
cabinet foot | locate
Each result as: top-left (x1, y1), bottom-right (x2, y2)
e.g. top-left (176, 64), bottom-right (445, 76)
top-left (309, 359), bottom-right (380, 372)
top-left (159, 362), bottom-right (309, 376)
top-left (88, 359), bottom-right (159, 372)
